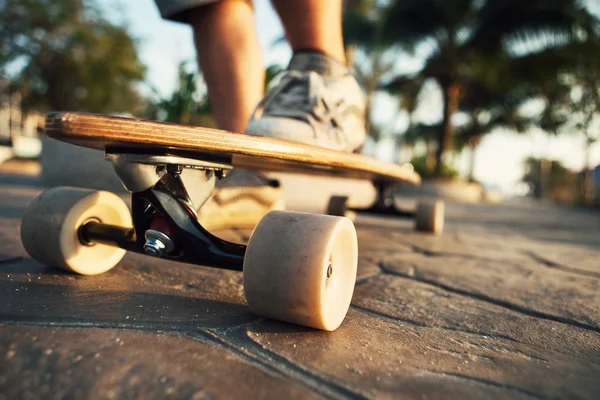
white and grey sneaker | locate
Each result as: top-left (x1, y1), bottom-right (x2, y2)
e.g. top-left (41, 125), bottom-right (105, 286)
top-left (203, 53), bottom-right (366, 230)
top-left (246, 52), bottom-right (367, 153)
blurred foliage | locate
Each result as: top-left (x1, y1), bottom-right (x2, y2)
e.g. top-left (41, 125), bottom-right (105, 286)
top-left (0, 0), bottom-right (146, 113)
top-left (522, 157), bottom-right (578, 203)
top-left (402, 122), bottom-right (439, 171)
top-left (265, 64), bottom-right (284, 90)
top-left (532, 48), bottom-right (600, 202)
top-left (145, 61), bottom-right (215, 127)
top-left (342, 0), bottom-right (395, 138)
top-left (343, 0), bottom-right (385, 53)
top-left (453, 85), bottom-right (536, 180)
top-left (410, 154), bottom-right (459, 181)
top-left (379, 0), bottom-right (600, 176)
top-left (147, 62), bottom-right (284, 127)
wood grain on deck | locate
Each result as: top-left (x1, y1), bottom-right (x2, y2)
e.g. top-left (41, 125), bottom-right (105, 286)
top-left (45, 112), bottom-right (421, 184)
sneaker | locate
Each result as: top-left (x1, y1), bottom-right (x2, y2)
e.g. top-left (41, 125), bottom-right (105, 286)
top-left (200, 53), bottom-right (367, 230)
top-left (245, 52), bottom-right (367, 153)
top-left (198, 169), bottom-right (285, 231)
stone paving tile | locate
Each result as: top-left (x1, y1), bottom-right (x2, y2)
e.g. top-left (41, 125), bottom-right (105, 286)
top-left (0, 248), bottom-right (392, 333)
top-left (380, 223), bottom-right (533, 264)
top-left (355, 224), bottom-right (414, 253)
top-left (521, 241), bottom-right (600, 277)
top-left (0, 218), bottom-right (22, 263)
top-left (2, 165), bottom-right (600, 399)
top-left (238, 311), bottom-right (600, 400)
top-left (352, 273), bottom-right (600, 360)
top-left (436, 226), bottom-right (600, 280)
top-left (0, 184), bottom-right (253, 328)
top-left (388, 201), bottom-right (600, 270)
top-left (444, 201), bottom-right (600, 248)
top-left (0, 184), bottom-right (40, 262)
top-left (0, 255), bottom-right (252, 329)
top-left (442, 209), bottom-right (600, 278)
top-left (0, 325), bottom-right (316, 399)
top-left (381, 251), bottom-right (600, 330)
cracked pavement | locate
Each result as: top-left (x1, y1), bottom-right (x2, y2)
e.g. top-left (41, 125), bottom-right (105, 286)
top-left (1, 160), bottom-right (599, 399)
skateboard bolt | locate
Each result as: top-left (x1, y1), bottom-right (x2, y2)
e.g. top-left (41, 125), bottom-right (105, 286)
top-left (326, 262), bottom-right (333, 279)
top-left (144, 229), bottom-right (175, 257)
top-left (142, 202), bottom-right (155, 215)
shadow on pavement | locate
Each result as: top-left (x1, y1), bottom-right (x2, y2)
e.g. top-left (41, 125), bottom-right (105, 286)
top-left (0, 278), bottom-right (253, 331)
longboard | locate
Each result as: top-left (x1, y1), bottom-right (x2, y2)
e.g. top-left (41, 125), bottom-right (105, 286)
top-left (44, 112), bottom-right (421, 185)
top-left (21, 112), bottom-right (443, 332)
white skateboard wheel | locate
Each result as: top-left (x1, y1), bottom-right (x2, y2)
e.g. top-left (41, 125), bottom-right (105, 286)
top-left (415, 199), bottom-right (445, 234)
top-left (21, 187), bottom-right (132, 275)
top-left (243, 210), bottom-right (358, 331)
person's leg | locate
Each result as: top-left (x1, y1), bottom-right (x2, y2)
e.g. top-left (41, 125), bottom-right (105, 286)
top-left (271, 0), bottom-right (346, 63)
top-left (245, 0), bottom-right (366, 153)
top-left (153, 0), bottom-right (280, 229)
top-left (187, 1), bottom-right (264, 132)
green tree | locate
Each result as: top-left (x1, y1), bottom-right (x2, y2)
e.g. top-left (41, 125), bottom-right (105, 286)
top-left (523, 157), bottom-right (578, 202)
top-left (568, 74), bottom-right (599, 202)
top-left (387, 73), bottom-right (535, 180)
top-left (265, 64), bottom-right (284, 90)
top-left (488, 40), bottom-right (600, 201)
top-left (382, 0), bottom-right (598, 175)
top-left (401, 122), bottom-right (440, 172)
top-left (0, 0), bottom-right (146, 113)
top-left (147, 61), bottom-right (215, 127)
top-left (453, 80), bottom-right (536, 181)
top-left (342, 0), bottom-right (380, 66)
top-left (533, 54), bottom-right (600, 202)
top-left (343, 0), bottom-right (395, 138)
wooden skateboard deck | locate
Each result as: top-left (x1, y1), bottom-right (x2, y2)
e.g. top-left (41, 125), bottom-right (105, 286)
top-left (22, 112), bottom-right (443, 333)
top-left (44, 112), bottom-right (421, 185)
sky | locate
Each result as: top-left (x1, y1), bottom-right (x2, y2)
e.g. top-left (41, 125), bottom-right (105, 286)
top-left (97, 0), bottom-right (600, 194)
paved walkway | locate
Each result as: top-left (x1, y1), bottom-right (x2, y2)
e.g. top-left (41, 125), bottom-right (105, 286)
top-left (1, 160), bottom-right (599, 399)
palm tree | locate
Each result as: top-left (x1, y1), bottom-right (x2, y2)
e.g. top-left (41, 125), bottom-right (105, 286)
top-left (454, 77), bottom-right (538, 180)
top-left (381, 0), bottom-right (598, 175)
top-left (342, 0), bottom-right (396, 138)
top-left (342, 0), bottom-right (380, 66)
top-left (536, 66), bottom-right (600, 202)
top-left (383, 73), bottom-right (433, 166)
top-left (501, 33), bottom-right (600, 201)
top-left (455, 111), bottom-right (533, 182)
top-left (570, 71), bottom-right (600, 202)
top-left (386, 65), bottom-right (536, 180)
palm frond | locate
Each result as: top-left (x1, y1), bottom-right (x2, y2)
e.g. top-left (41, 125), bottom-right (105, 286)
top-left (343, 11), bottom-right (378, 48)
top-left (382, 0), bottom-right (450, 51)
top-left (381, 73), bottom-right (427, 113)
top-left (467, 0), bottom-right (598, 55)
top-left (403, 122), bottom-right (442, 146)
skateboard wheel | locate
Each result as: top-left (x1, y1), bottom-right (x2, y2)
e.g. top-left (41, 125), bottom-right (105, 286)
top-left (243, 210), bottom-right (358, 331)
top-left (327, 196), bottom-right (348, 216)
top-left (21, 187), bottom-right (132, 275)
top-left (415, 199), bottom-right (445, 234)
top-left (327, 196), bottom-right (357, 221)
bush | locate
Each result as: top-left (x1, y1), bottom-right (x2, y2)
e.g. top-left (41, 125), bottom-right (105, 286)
top-left (410, 155), bottom-right (460, 180)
